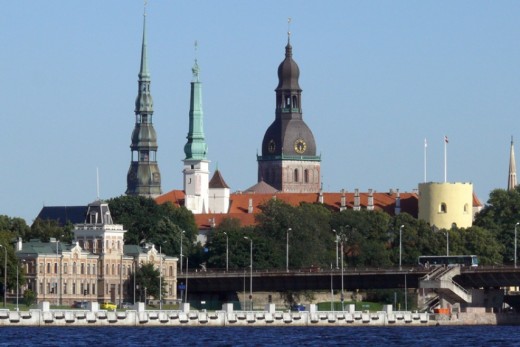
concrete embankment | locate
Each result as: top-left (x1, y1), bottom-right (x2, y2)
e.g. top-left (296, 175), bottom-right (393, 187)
top-left (0, 302), bottom-right (518, 327)
top-left (0, 302), bottom-right (432, 327)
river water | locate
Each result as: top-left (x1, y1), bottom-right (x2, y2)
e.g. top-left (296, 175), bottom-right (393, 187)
top-left (1, 326), bottom-right (519, 346)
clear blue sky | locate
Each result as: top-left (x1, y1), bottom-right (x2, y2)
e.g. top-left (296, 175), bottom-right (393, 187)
top-left (2, 1), bottom-right (520, 223)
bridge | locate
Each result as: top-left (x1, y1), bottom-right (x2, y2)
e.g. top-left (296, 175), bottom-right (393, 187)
top-left (178, 266), bottom-right (520, 294)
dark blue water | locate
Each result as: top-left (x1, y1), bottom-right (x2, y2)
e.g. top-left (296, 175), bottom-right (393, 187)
top-left (1, 326), bottom-right (520, 346)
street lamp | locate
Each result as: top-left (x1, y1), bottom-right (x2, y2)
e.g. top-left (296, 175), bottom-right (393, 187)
top-left (223, 232), bottom-right (229, 272)
top-left (16, 259), bottom-right (25, 311)
top-left (515, 222), bottom-right (520, 269)
top-left (244, 237), bottom-right (253, 310)
top-left (333, 229), bottom-right (338, 269)
top-left (445, 231), bottom-right (449, 257)
top-left (159, 243), bottom-right (164, 310)
top-left (286, 228), bottom-right (292, 273)
top-left (399, 225), bottom-right (404, 271)
top-left (180, 230), bottom-right (185, 274)
top-left (340, 235), bottom-right (345, 311)
top-left (0, 245), bottom-right (6, 308)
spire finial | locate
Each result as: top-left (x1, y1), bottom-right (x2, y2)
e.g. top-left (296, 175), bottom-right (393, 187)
top-left (192, 40), bottom-right (200, 82)
top-left (287, 17), bottom-right (292, 43)
top-left (144, 0), bottom-right (148, 16)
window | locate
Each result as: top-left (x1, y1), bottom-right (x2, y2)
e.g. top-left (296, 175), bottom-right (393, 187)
top-left (92, 284), bottom-right (96, 295)
top-left (39, 263), bottom-right (43, 274)
top-left (439, 203), bottom-right (447, 213)
top-left (73, 283), bottom-right (76, 295)
top-left (47, 263), bottom-right (51, 274)
top-left (304, 169), bottom-right (309, 183)
top-left (64, 263), bottom-right (68, 274)
top-left (81, 263), bottom-right (85, 275)
top-left (73, 262), bottom-right (77, 274)
top-left (64, 283), bottom-right (67, 295)
top-left (294, 169), bottom-right (299, 182)
top-left (464, 203), bottom-right (469, 213)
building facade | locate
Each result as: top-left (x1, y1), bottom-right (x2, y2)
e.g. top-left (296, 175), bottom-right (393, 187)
top-left (18, 201), bottom-right (178, 306)
top-left (418, 182), bottom-right (474, 230)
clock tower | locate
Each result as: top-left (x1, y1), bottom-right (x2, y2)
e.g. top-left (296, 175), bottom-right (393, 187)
top-left (257, 34), bottom-right (320, 193)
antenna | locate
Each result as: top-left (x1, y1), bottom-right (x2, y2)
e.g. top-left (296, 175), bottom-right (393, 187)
top-left (96, 167), bottom-right (100, 200)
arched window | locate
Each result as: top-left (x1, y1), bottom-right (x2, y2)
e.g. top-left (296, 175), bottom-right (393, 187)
top-left (439, 203), bottom-right (447, 213)
top-left (304, 169), bottom-right (309, 183)
top-left (294, 169), bottom-right (299, 182)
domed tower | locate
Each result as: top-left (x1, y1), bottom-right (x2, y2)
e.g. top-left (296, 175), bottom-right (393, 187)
top-left (257, 33), bottom-right (321, 193)
top-left (126, 10), bottom-right (161, 198)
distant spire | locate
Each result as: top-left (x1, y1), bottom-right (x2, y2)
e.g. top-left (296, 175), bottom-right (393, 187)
top-left (508, 136), bottom-right (517, 191)
top-left (139, 9), bottom-right (150, 81)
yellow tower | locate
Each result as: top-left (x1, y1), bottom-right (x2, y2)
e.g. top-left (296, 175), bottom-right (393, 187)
top-left (418, 182), bottom-right (473, 229)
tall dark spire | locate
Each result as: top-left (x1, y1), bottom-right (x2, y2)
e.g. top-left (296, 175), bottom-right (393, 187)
top-left (126, 9), bottom-right (161, 198)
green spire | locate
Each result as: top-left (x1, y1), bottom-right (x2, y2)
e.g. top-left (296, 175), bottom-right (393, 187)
top-left (184, 56), bottom-right (208, 160)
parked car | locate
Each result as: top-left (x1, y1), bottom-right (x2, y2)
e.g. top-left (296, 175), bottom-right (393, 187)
top-left (100, 302), bottom-right (117, 310)
top-left (291, 304), bottom-right (305, 312)
top-left (72, 301), bottom-right (88, 309)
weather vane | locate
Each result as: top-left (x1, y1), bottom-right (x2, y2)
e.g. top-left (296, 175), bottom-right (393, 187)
top-left (288, 17), bottom-right (292, 38)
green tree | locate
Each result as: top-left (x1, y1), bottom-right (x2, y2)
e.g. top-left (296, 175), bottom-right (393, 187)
top-left (474, 187), bottom-right (520, 264)
top-left (27, 219), bottom-right (72, 243)
top-left (134, 263), bottom-right (164, 303)
top-left (23, 289), bottom-right (36, 307)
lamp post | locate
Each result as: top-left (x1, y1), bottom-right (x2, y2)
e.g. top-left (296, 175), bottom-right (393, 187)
top-left (0, 245), bottom-right (6, 308)
top-left (340, 236), bottom-right (345, 311)
top-left (399, 225), bottom-right (404, 271)
top-left (286, 228), bottom-right (292, 273)
top-left (133, 257), bottom-right (137, 305)
top-left (445, 231), bottom-right (449, 257)
top-left (515, 222), bottom-right (520, 269)
top-left (244, 237), bottom-right (253, 310)
top-left (223, 232), bottom-right (229, 272)
top-left (159, 243), bottom-right (166, 310)
top-left (55, 239), bottom-right (59, 306)
top-left (180, 230), bottom-right (185, 274)
top-left (333, 229), bottom-right (338, 269)
top-left (16, 259), bottom-right (25, 311)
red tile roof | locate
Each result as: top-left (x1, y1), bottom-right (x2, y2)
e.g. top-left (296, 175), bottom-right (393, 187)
top-left (157, 189), bottom-right (420, 229)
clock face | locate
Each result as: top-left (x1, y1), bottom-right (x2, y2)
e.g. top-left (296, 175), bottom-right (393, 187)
top-left (268, 140), bottom-right (276, 153)
top-left (294, 139), bottom-right (307, 154)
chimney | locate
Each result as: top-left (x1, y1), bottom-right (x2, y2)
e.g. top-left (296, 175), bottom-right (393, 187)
top-left (340, 189), bottom-right (346, 212)
top-left (248, 198), bottom-right (254, 214)
top-left (395, 189), bottom-right (401, 215)
top-left (354, 189), bottom-right (361, 211)
top-left (367, 189), bottom-right (374, 211)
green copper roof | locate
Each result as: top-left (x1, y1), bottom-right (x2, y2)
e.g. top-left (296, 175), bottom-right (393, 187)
top-left (184, 59), bottom-right (208, 160)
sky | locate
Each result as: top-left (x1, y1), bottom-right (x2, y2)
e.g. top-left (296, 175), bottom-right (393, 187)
top-left (1, 1), bottom-right (520, 223)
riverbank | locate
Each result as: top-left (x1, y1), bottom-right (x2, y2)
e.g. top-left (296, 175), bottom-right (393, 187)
top-left (0, 302), bottom-right (519, 327)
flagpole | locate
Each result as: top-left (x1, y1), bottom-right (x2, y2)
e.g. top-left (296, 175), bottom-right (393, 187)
top-left (424, 138), bottom-right (427, 183)
top-left (444, 136), bottom-right (448, 183)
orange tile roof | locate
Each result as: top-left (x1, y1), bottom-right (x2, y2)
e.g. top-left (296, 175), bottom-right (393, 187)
top-left (157, 189), bottom-right (420, 229)
top-left (155, 190), bottom-right (185, 207)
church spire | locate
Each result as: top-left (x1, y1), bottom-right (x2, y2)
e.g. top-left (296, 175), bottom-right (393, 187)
top-left (184, 42), bottom-right (208, 160)
top-left (508, 136), bottom-right (517, 191)
top-left (126, 7), bottom-right (161, 198)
